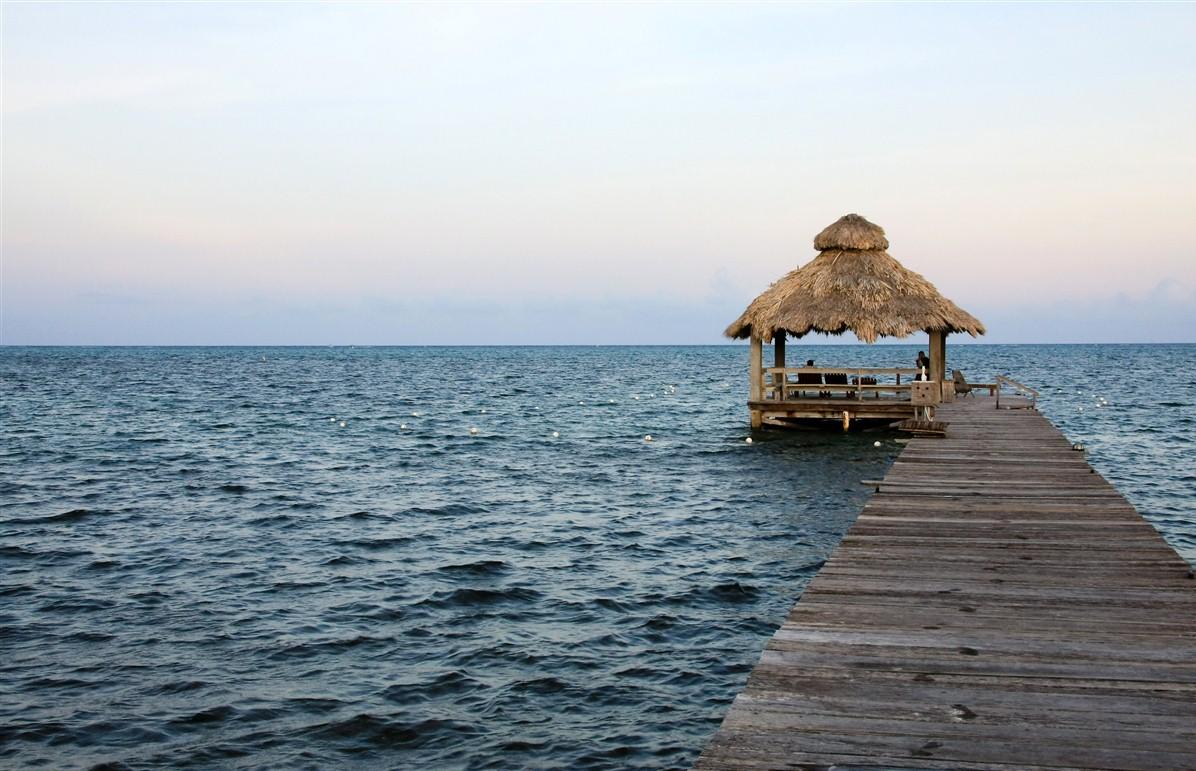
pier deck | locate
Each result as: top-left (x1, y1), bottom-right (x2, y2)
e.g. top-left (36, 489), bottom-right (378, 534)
top-left (696, 396), bottom-right (1196, 771)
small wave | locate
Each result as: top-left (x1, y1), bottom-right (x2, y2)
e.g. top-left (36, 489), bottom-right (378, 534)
top-left (405, 503), bottom-right (486, 517)
top-left (269, 634), bottom-right (390, 660)
top-left (0, 720), bottom-right (71, 744)
top-left (666, 581), bottom-right (761, 605)
top-left (338, 510), bottom-right (390, 521)
top-left (417, 587), bottom-right (542, 608)
top-left (320, 554), bottom-right (373, 566)
top-left (665, 670), bottom-right (706, 687)
top-left (247, 512), bottom-right (295, 526)
top-left (0, 580), bottom-right (55, 597)
top-left (14, 508), bottom-right (98, 524)
top-left (638, 613), bottom-right (679, 631)
top-left (582, 683), bottom-right (642, 706)
top-left (65, 630), bottom-right (115, 643)
top-left (38, 597), bottom-right (118, 613)
top-left (307, 713), bottom-right (480, 749)
top-left (574, 742), bottom-right (649, 764)
top-left (382, 671), bottom-right (486, 704)
top-left (129, 589), bottom-right (171, 605)
top-left (509, 676), bottom-right (571, 695)
top-left (286, 501), bottom-right (322, 510)
top-left (20, 676), bottom-right (97, 691)
top-left (498, 739), bottom-right (549, 752)
top-left (170, 705), bottom-right (238, 726)
top-left (268, 580), bottom-right (324, 592)
top-left (219, 483), bottom-right (249, 494)
top-left (285, 697), bottom-right (346, 714)
top-left (366, 606), bottom-right (406, 621)
top-left (436, 559), bottom-right (510, 576)
top-left (614, 666), bottom-right (657, 679)
top-left (336, 535), bottom-right (414, 550)
top-left (147, 680), bottom-right (208, 695)
top-left (585, 632), bottom-right (635, 648)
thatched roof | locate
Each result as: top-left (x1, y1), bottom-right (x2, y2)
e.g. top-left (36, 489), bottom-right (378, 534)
top-left (724, 214), bottom-right (985, 343)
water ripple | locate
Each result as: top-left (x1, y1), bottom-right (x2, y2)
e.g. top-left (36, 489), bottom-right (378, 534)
top-left (1, 344), bottom-right (1192, 769)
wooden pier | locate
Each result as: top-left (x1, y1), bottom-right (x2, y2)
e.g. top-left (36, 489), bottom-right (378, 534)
top-left (697, 396), bottom-right (1196, 770)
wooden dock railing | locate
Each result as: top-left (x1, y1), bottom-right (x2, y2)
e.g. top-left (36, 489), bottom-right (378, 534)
top-left (762, 367), bottom-right (920, 402)
top-left (994, 374), bottom-right (1040, 409)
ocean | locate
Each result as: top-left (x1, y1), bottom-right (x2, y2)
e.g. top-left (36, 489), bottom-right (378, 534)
top-left (2, 344), bottom-right (1193, 769)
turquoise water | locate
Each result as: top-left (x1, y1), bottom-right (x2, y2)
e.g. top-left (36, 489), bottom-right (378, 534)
top-left (2, 344), bottom-right (1193, 769)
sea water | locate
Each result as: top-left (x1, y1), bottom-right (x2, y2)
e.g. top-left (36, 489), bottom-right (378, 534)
top-left (2, 344), bottom-right (1193, 769)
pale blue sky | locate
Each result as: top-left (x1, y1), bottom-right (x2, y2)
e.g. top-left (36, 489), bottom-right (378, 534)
top-left (3, 2), bottom-right (1194, 344)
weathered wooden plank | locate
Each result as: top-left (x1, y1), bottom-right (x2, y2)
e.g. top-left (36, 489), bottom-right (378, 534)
top-left (701, 727), bottom-right (1195, 771)
top-left (744, 663), bottom-right (1196, 695)
top-left (767, 628), bottom-right (1196, 663)
top-left (720, 700), bottom-right (1196, 749)
top-left (696, 395), bottom-right (1196, 771)
top-left (787, 602), bottom-right (1196, 636)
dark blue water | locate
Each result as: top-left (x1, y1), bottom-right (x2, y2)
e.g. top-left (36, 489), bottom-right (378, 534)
top-left (2, 344), bottom-right (1193, 769)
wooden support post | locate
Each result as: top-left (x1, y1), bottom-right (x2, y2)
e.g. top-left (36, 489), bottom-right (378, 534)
top-left (939, 333), bottom-right (947, 383)
top-left (749, 336), bottom-right (763, 429)
top-left (773, 331), bottom-right (785, 401)
top-left (929, 330), bottom-right (946, 384)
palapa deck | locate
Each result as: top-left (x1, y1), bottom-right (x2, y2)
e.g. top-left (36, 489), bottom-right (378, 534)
top-left (696, 396), bottom-right (1196, 771)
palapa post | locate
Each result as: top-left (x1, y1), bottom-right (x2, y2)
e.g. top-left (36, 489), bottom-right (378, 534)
top-left (726, 214), bottom-right (984, 429)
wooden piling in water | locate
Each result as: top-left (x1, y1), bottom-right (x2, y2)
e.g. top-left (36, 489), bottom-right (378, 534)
top-left (696, 395), bottom-right (1196, 771)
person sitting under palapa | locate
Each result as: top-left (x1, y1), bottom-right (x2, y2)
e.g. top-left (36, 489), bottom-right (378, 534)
top-left (795, 359), bottom-right (822, 398)
top-left (915, 350), bottom-right (930, 380)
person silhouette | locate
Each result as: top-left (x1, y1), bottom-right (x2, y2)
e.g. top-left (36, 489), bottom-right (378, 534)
top-left (915, 351), bottom-right (930, 380)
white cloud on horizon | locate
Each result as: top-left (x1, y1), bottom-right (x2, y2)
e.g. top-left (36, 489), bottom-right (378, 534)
top-left (5, 277), bottom-right (1194, 346)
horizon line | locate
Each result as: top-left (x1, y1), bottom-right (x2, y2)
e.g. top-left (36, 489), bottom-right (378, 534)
top-left (4, 342), bottom-right (1194, 349)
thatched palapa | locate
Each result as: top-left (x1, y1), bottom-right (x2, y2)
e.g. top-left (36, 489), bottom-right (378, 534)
top-left (725, 214), bottom-right (984, 343)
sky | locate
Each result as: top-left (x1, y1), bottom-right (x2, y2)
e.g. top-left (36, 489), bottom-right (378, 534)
top-left (2, 2), bottom-right (1195, 345)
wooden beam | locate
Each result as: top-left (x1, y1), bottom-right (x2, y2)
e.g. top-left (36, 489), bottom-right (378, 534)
top-left (774, 331), bottom-right (786, 369)
top-left (939, 331), bottom-right (948, 382)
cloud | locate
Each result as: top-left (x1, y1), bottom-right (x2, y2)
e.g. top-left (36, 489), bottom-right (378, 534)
top-left (969, 279), bottom-right (1196, 344)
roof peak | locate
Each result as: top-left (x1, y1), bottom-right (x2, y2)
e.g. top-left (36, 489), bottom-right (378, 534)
top-left (813, 213), bottom-right (889, 251)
